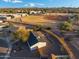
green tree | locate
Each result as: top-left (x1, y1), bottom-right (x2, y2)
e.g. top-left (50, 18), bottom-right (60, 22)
top-left (59, 20), bottom-right (73, 31)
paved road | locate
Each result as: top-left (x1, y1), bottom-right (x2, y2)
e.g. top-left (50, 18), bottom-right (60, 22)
top-left (43, 30), bottom-right (76, 59)
top-left (43, 31), bottom-right (68, 55)
top-left (67, 42), bottom-right (79, 59)
top-left (70, 38), bottom-right (79, 50)
top-left (32, 31), bottom-right (68, 59)
top-left (32, 31), bottom-right (55, 57)
top-left (9, 42), bottom-right (40, 59)
top-left (65, 37), bottom-right (79, 59)
top-left (51, 30), bottom-right (79, 59)
top-left (0, 38), bottom-right (10, 59)
top-left (9, 33), bottom-right (40, 59)
top-left (1, 19), bottom-right (79, 59)
top-left (61, 31), bottom-right (79, 59)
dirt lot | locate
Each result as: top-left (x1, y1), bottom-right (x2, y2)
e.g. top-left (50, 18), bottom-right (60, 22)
top-left (21, 15), bottom-right (52, 25)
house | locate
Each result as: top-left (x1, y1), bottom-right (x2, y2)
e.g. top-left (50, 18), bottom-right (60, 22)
top-left (21, 13), bottom-right (28, 17)
top-left (13, 14), bottom-right (21, 18)
top-left (27, 32), bottom-right (46, 51)
top-left (0, 16), bottom-right (7, 23)
top-left (30, 11), bottom-right (42, 15)
top-left (7, 15), bottom-right (14, 19)
top-left (6, 16), bottom-right (12, 20)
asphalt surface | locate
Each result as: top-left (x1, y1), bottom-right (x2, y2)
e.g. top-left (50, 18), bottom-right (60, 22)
top-left (51, 30), bottom-right (79, 59)
top-left (9, 42), bottom-right (40, 59)
top-left (60, 30), bottom-right (79, 59)
top-left (9, 33), bottom-right (40, 59)
top-left (0, 38), bottom-right (9, 59)
top-left (43, 31), bottom-right (68, 55)
top-left (32, 31), bottom-right (55, 57)
top-left (67, 42), bottom-right (79, 59)
top-left (0, 39), bottom-right (8, 48)
top-left (32, 31), bottom-right (68, 58)
top-left (0, 31), bottom-right (40, 59)
top-left (0, 19), bottom-right (79, 59)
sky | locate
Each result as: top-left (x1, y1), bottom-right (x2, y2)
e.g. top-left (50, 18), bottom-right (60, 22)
top-left (0, 0), bottom-right (79, 8)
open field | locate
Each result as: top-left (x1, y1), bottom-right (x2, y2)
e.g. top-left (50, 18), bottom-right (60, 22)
top-left (21, 15), bottom-right (69, 26)
top-left (21, 15), bottom-right (52, 25)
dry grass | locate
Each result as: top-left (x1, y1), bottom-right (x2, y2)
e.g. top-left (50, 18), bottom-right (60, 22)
top-left (21, 15), bottom-right (51, 25)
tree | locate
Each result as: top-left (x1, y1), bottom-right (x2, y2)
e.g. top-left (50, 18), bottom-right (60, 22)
top-left (13, 26), bottom-right (30, 43)
top-left (12, 26), bottom-right (30, 51)
top-left (59, 20), bottom-right (73, 31)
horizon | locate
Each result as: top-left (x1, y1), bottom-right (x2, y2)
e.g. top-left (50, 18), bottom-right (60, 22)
top-left (0, 0), bottom-right (79, 8)
top-left (0, 7), bottom-right (79, 8)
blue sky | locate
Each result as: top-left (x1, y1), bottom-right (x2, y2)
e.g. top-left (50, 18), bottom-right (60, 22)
top-left (0, 0), bottom-right (79, 8)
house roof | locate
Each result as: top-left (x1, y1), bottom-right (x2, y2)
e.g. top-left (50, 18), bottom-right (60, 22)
top-left (0, 16), bottom-right (6, 20)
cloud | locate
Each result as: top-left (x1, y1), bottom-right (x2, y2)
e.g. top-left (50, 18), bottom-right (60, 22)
top-left (12, 0), bottom-right (22, 3)
top-left (3, 0), bottom-right (10, 2)
top-left (36, 3), bottom-right (45, 6)
top-left (24, 4), bottom-right (28, 7)
top-left (24, 3), bottom-right (35, 7)
top-left (29, 3), bottom-right (35, 7)
top-left (24, 3), bottom-right (45, 7)
top-left (3, 0), bottom-right (23, 3)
